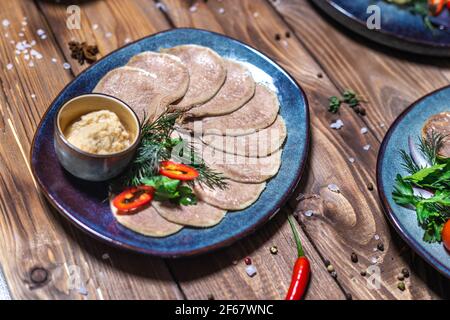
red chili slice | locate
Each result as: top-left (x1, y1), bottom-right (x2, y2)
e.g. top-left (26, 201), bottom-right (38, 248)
top-left (429, 0), bottom-right (446, 15)
top-left (159, 161), bottom-right (199, 181)
top-left (112, 186), bottom-right (154, 214)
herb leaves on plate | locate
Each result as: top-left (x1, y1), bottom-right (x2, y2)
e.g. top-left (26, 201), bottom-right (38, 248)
top-left (393, 132), bottom-right (450, 243)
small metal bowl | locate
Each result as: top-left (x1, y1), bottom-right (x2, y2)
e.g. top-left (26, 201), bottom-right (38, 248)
top-left (54, 93), bottom-right (141, 182)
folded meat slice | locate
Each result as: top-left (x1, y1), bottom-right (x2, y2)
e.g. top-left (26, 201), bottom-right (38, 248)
top-left (127, 52), bottom-right (190, 117)
top-left (202, 115), bottom-right (287, 157)
top-left (94, 66), bottom-right (164, 122)
top-left (110, 202), bottom-right (183, 237)
top-left (422, 111), bottom-right (450, 158)
top-left (194, 180), bottom-right (266, 211)
top-left (153, 200), bottom-right (226, 228)
top-left (162, 45), bottom-right (226, 110)
top-left (203, 147), bottom-right (282, 183)
top-left (187, 59), bottom-right (255, 118)
top-left (187, 84), bottom-right (279, 136)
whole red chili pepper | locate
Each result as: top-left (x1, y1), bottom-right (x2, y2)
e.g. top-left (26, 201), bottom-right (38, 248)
top-left (285, 214), bottom-right (310, 300)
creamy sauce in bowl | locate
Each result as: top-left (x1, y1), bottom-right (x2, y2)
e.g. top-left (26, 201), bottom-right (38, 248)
top-left (65, 110), bottom-right (132, 155)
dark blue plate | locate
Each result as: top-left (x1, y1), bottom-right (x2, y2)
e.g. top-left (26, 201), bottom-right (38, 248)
top-left (30, 29), bottom-right (310, 257)
top-left (377, 85), bottom-right (450, 278)
top-left (312, 0), bottom-right (450, 56)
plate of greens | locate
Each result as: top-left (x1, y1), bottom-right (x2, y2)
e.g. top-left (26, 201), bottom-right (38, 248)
top-left (312, 0), bottom-right (450, 56)
top-left (377, 85), bottom-right (450, 278)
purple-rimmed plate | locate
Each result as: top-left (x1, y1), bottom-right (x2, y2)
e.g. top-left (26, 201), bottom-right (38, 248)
top-left (30, 29), bottom-right (310, 257)
top-left (377, 85), bottom-right (450, 278)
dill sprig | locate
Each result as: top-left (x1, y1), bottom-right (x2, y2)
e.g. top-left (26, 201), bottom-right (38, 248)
top-left (399, 149), bottom-right (421, 174)
top-left (418, 131), bottom-right (446, 165)
top-left (114, 111), bottom-right (228, 190)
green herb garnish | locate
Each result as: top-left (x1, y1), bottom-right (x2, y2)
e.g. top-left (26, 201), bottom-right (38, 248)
top-left (393, 132), bottom-right (450, 242)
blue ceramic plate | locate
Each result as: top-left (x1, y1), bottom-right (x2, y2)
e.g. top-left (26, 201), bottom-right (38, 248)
top-left (312, 0), bottom-right (450, 56)
top-left (30, 29), bottom-right (310, 257)
top-left (377, 86), bottom-right (450, 278)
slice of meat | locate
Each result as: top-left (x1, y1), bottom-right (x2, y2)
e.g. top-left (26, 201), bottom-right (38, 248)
top-left (127, 52), bottom-right (190, 117)
top-left (422, 111), bottom-right (450, 158)
top-left (187, 59), bottom-right (255, 118)
top-left (110, 202), bottom-right (183, 237)
top-left (94, 66), bottom-right (163, 122)
top-left (201, 115), bottom-right (287, 157)
top-left (153, 200), bottom-right (226, 228)
top-left (162, 45), bottom-right (226, 110)
top-left (203, 147), bottom-right (282, 183)
top-left (194, 180), bottom-right (266, 211)
top-left (186, 84), bottom-right (279, 136)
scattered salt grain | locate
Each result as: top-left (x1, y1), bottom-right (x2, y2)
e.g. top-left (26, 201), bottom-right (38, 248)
top-left (30, 49), bottom-right (43, 59)
top-left (18, 32), bottom-right (24, 37)
top-left (105, 32), bottom-right (113, 38)
top-left (28, 61), bottom-right (34, 67)
top-left (4, 32), bottom-right (9, 38)
top-left (380, 123), bottom-right (385, 128)
top-left (36, 29), bottom-right (45, 36)
top-left (374, 234), bottom-right (380, 241)
top-left (31, 94), bottom-right (36, 99)
top-left (330, 119), bottom-right (344, 130)
top-left (245, 265), bottom-right (257, 277)
top-left (360, 127), bottom-right (368, 134)
top-left (363, 144), bottom-right (371, 151)
top-left (348, 157), bottom-right (355, 163)
top-left (304, 210), bottom-right (314, 217)
top-left (21, 21), bottom-right (27, 26)
top-left (370, 257), bottom-right (378, 264)
top-left (40, 34), bottom-right (47, 40)
top-left (24, 54), bottom-right (30, 61)
top-left (92, 24), bottom-right (99, 30)
top-left (2, 19), bottom-right (10, 28)
top-left (328, 184), bottom-right (340, 193)
top-left (6, 63), bottom-right (13, 70)
top-left (101, 253), bottom-right (110, 260)
top-left (124, 38), bottom-right (132, 44)
top-left (253, 12), bottom-right (260, 18)
top-left (63, 62), bottom-right (71, 70)
top-left (51, 58), bottom-right (57, 63)
top-left (189, 4), bottom-right (198, 12)
top-left (155, 2), bottom-right (167, 12)
top-left (218, 8), bottom-right (225, 14)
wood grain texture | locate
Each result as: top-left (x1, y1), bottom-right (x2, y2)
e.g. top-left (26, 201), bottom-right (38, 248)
top-left (0, 0), bottom-right (181, 300)
top-left (38, 0), bottom-right (344, 300)
top-left (270, 0), bottom-right (450, 298)
top-left (161, 0), bottom-right (449, 299)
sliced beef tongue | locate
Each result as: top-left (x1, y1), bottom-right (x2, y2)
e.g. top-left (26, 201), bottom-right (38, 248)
top-left (185, 84), bottom-right (279, 136)
top-left (153, 200), bottom-right (226, 228)
top-left (193, 180), bottom-right (266, 211)
top-left (94, 66), bottom-right (165, 123)
top-left (201, 115), bottom-right (287, 157)
top-left (126, 51), bottom-right (190, 117)
top-left (110, 201), bottom-right (183, 237)
top-left (187, 59), bottom-right (256, 118)
top-left (162, 45), bottom-right (227, 111)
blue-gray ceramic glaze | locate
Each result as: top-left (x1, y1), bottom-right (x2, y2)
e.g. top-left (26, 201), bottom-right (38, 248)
top-left (312, 0), bottom-right (450, 56)
top-left (31, 29), bottom-right (310, 257)
top-left (377, 86), bottom-right (450, 278)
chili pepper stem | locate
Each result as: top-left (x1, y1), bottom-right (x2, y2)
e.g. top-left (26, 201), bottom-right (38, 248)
top-left (287, 214), bottom-right (305, 258)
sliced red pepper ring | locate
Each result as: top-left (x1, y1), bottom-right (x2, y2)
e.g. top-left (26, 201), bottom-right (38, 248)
top-left (112, 186), bottom-right (154, 214)
top-left (429, 0), bottom-right (446, 15)
top-left (159, 161), bottom-right (199, 181)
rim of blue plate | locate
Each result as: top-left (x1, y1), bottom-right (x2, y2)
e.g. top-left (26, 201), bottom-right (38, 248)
top-left (312, 0), bottom-right (450, 56)
top-left (30, 28), bottom-right (311, 257)
top-left (376, 84), bottom-right (450, 278)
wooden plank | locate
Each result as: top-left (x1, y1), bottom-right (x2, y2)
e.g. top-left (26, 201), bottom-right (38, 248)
top-left (160, 0), bottom-right (449, 299)
top-left (39, 0), bottom-right (344, 300)
top-left (0, 0), bottom-right (181, 299)
top-left (270, 0), bottom-right (450, 298)
top-left (271, 0), bottom-right (450, 142)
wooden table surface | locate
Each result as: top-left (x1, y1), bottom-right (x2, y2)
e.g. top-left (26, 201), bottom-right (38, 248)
top-left (0, 0), bottom-right (449, 300)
